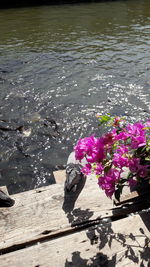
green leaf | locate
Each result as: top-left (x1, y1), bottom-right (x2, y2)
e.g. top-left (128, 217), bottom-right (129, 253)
top-left (98, 115), bottom-right (112, 126)
top-left (146, 147), bottom-right (150, 153)
top-left (115, 185), bottom-right (124, 202)
top-left (127, 172), bottom-right (134, 180)
top-left (104, 161), bottom-right (112, 173)
top-left (144, 157), bottom-right (150, 161)
top-left (120, 178), bottom-right (127, 184)
top-left (115, 189), bottom-right (121, 202)
top-left (104, 165), bottom-right (112, 173)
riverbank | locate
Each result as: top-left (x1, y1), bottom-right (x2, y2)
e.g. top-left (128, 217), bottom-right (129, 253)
top-left (0, 0), bottom-right (117, 9)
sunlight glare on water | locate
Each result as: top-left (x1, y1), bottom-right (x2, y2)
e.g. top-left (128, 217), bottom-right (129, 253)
top-left (0, 0), bottom-right (150, 193)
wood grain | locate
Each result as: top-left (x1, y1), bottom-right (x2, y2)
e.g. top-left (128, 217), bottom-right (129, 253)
top-left (0, 174), bottom-right (114, 252)
top-left (0, 212), bottom-right (149, 267)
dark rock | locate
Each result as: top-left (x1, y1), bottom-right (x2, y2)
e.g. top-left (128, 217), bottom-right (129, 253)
top-left (0, 189), bottom-right (15, 207)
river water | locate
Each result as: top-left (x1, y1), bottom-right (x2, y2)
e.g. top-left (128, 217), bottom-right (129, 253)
top-left (0, 0), bottom-right (150, 194)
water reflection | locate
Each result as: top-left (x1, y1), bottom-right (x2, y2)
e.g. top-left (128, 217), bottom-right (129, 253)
top-left (0, 0), bottom-right (150, 193)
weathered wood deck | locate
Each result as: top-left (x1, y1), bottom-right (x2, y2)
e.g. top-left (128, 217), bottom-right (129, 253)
top-left (0, 171), bottom-right (149, 266)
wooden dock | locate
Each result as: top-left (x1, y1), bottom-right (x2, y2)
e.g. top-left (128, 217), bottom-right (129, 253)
top-left (0, 171), bottom-right (150, 266)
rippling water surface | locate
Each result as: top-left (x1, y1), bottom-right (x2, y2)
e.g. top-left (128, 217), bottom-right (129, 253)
top-left (0, 0), bottom-right (150, 193)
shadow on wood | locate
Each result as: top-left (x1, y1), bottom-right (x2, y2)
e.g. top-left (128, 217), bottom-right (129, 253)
top-left (65, 212), bottom-right (150, 267)
top-left (62, 176), bottom-right (94, 226)
top-left (62, 176), bottom-right (87, 212)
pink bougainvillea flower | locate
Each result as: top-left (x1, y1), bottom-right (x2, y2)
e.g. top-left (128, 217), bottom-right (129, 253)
top-left (81, 164), bottom-right (92, 175)
top-left (116, 145), bottom-right (129, 155)
top-left (74, 117), bottom-right (150, 199)
top-left (86, 137), bottom-right (105, 163)
top-left (130, 135), bottom-right (146, 149)
top-left (115, 130), bottom-right (130, 141)
top-left (113, 116), bottom-right (122, 127)
top-left (74, 136), bottom-right (105, 163)
top-left (98, 175), bottom-right (115, 198)
top-left (127, 122), bottom-right (145, 135)
top-left (129, 157), bottom-right (140, 173)
top-left (113, 153), bottom-right (129, 168)
top-left (129, 158), bottom-right (148, 178)
top-left (128, 178), bottom-right (137, 189)
top-left (145, 119), bottom-right (150, 128)
top-left (103, 133), bottom-right (114, 145)
top-left (74, 136), bottom-right (97, 160)
top-left (95, 113), bottom-right (101, 118)
top-left (95, 163), bottom-right (104, 175)
top-left (98, 168), bottom-right (121, 198)
top-left (137, 165), bottom-right (148, 178)
top-left (126, 122), bottom-right (146, 148)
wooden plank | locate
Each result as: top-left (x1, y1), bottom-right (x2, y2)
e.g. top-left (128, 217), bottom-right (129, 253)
top-left (0, 174), bottom-right (114, 252)
top-left (0, 186), bottom-right (8, 195)
top-left (0, 212), bottom-right (149, 267)
top-left (54, 170), bottom-right (150, 203)
top-left (114, 178), bottom-right (150, 206)
top-left (0, 171), bottom-right (149, 253)
top-left (54, 169), bottom-right (66, 184)
top-left (55, 170), bottom-right (150, 217)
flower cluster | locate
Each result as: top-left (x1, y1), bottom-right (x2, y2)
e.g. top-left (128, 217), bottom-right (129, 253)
top-left (74, 116), bottom-right (150, 199)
